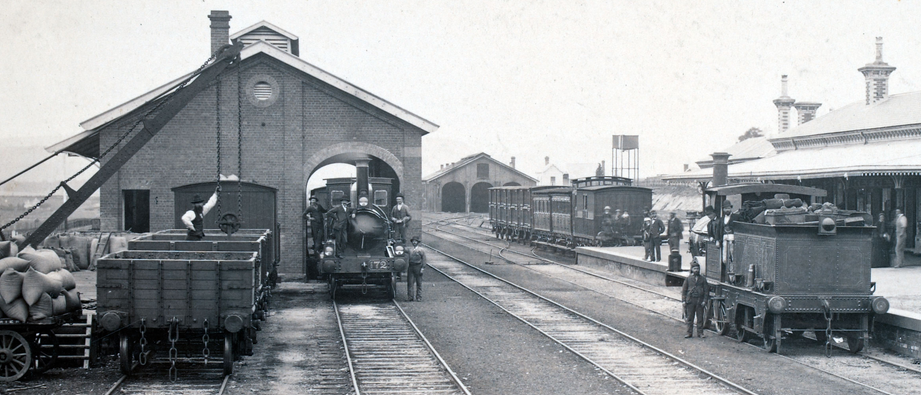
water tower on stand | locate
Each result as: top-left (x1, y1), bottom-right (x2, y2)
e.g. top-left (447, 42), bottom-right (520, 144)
top-left (612, 135), bottom-right (639, 183)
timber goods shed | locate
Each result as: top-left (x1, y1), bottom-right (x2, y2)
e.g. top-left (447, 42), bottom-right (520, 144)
top-left (422, 152), bottom-right (537, 213)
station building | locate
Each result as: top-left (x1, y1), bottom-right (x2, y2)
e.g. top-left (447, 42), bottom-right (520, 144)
top-left (422, 153), bottom-right (537, 213)
top-left (48, 11), bottom-right (437, 276)
top-left (665, 38), bottom-right (921, 259)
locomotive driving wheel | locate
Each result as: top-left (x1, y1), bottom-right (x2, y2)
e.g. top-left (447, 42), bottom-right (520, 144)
top-left (0, 330), bottom-right (32, 382)
top-left (709, 300), bottom-right (730, 336)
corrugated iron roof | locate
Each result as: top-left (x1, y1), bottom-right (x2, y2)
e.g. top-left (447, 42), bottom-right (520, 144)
top-left (780, 91), bottom-right (921, 138)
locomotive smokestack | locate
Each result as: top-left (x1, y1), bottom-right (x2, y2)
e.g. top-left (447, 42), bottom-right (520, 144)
top-left (355, 159), bottom-right (370, 199)
top-left (711, 152), bottom-right (731, 187)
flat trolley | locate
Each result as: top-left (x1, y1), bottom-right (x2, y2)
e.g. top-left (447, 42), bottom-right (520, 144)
top-left (0, 310), bottom-right (83, 382)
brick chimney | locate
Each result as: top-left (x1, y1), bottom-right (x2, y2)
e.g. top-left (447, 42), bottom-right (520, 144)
top-left (544, 156), bottom-right (550, 166)
top-left (510, 157), bottom-right (516, 169)
top-left (209, 11), bottom-right (232, 56)
top-left (773, 75), bottom-right (795, 133)
top-left (711, 152), bottom-right (731, 187)
top-left (858, 37), bottom-right (896, 105)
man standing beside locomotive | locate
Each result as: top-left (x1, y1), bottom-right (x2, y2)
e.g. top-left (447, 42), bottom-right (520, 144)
top-left (709, 201), bottom-right (741, 272)
top-left (182, 186), bottom-right (220, 241)
top-left (407, 236), bottom-right (426, 301)
top-left (325, 197), bottom-right (354, 258)
top-left (303, 196), bottom-right (327, 256)
top-left (682, 262), bottom-right (710, 338)
top-left (391, 194), bottom-right (411, 243)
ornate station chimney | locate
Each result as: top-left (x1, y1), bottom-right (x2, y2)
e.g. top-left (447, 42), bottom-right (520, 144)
top-left (858, 37), bottom-right (896, 105)
top-left (510, 157), bottom-right (516, 169)
top-left (773, 75), bottom-right (796, 133)
top-left (711, 152), bottom-right (731, 187)
top-left (209, 11), bottom-right (232, 56)
top-left (793, 102), bottom-right (822, 125)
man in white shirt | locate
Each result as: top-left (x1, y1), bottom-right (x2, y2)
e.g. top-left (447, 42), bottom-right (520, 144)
top-left (181, 187), bottom-right (220, 240)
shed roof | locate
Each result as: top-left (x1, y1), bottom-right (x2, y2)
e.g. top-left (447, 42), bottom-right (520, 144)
top-left (48, 39), bottom-right (438, 158)
top-left (422, 152), bottom-right (538, 183)
top-left (781, 91), bottom-right (921, 138)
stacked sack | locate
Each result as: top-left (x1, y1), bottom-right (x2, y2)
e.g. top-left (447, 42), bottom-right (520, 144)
top-left (0, 244), bottom-right (81, 322)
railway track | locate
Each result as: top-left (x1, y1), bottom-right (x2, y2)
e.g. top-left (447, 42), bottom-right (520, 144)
top-left (335, 301), bottom-right (470, 395)
top-left (105, 363), bottom-right (229, 395)
top-left (420, 242), bottom-right (753, 395)
top-left (430, 216), bottom-right (921, 395)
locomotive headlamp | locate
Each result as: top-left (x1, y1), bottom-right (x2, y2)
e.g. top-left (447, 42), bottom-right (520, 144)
top-left (767, 296), bottom-right (787, 314)
top-left (324, 246), bottom-right (335, 257)
top-left (395, 245), bottom-right (405, 255)
top-left (870, 296), bottom-right (890, 314)
top-left (818, 217), bottom-right (837, 236)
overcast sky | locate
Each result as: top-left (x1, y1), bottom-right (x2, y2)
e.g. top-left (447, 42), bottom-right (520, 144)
top-left (2, 0), bottom-right (920, 185)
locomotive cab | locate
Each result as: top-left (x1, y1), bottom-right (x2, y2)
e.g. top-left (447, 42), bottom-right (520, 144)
top-left (703, 184), bottom-right (889, 354)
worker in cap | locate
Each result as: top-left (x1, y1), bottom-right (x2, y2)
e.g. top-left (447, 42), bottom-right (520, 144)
top-left (325, 197), bottom-right (354, 258)
top-left (649, 210), bottom-right (666, 262)
top-left (303, 195), bottom-right (328, 260)
top-left (406, 235), bottom-right (426, 301)
top-left (181, 185), bottom-right (221, 241)
top-left (681, 261), bottom-right (709, 338)
top-left (391, 193), bottom-right (412, 243)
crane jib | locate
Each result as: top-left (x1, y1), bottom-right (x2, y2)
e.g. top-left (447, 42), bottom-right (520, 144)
top-left (19, 43), bottom-right (244, 249)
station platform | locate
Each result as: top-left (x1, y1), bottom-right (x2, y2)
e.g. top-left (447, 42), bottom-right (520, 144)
top-left (575, 244), bottom-right (921, 358)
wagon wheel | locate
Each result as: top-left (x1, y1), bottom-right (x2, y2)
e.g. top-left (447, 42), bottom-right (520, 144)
top-left (30, 330), bottom-right (59, 375)
top-left (223, 333), bottom-right (234, 376)
top-left (709, 300), bottom-right (730, 336)
top-left (846, 334), bottom-right (865, 353)
top-left (0, 330), bottom-right (32, 382)
top-left (763, 314), bottom-right (780, 353)
top-left (119, 333), bottom-right (135, 375)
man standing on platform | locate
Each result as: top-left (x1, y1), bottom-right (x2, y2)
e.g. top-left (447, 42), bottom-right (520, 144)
top-left (682, 262), bottom-right (709, 338)
top-left (667, 211), bottom-right (684, 254)
top-left (893, 209), bottom-right (908, 268)
top-left (182, 186), bottom-right (220, 241)
top-left (407, 236), bottom-right (426, 301)
top-left (391, 194), bottom-right (411, 243)
top-left (303, 196), bottom-right (327, 256)
top-left (649, 210), bottom-right (666, 262)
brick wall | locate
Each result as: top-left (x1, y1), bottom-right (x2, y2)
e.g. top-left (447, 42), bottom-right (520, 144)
top-left (98, 56), bottom-right (425, 276)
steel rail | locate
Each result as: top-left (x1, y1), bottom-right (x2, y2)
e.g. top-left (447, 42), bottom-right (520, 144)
top-left (393, 300), bottom-right (472, 395)
top-left (333, 300), bottom-right (360, 395)
top-left (423, 242), bottom-right (756, 395)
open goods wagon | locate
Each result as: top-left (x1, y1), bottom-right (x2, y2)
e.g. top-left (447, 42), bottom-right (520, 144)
top-left (96, 250), bottom-right (260, 376)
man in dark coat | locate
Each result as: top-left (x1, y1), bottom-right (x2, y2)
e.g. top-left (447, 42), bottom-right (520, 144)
top-left (709, 201), bottom-right (742, 272)
top-left (303, 196), bottom-right (327, 256)
top-left (390, 194), bottom-right (412, 243)
top-left (666, 211), bottom-right (684, 253)
top-left (325, 197), bottom-right (354, 258)
top-left (649, 210), bottom-right (666, 262)
top-left (682, 262), bottom-right (710, 338)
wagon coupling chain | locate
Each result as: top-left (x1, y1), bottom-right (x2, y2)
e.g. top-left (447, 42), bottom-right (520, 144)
top-left (139, 319), bottom-right (148, 365)
top-left (822, 299), bottom-right (833, 358)
top-left (202, 319), bottom-right (210, 365)
top-left (361, 272), bottom-right (369, 295)
top-left (169, 317), bottom-right (179, 382)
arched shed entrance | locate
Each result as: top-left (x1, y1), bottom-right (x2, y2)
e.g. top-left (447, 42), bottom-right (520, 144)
top-left (470, 182), bottom-right (493, 213)
top-left (442, 182), bottom-right (466, 212)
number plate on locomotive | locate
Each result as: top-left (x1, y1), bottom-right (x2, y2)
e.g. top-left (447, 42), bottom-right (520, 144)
top-left (367, 260), bottom-right (391, 270)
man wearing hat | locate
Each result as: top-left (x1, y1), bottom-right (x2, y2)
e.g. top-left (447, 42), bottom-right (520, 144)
top-left (181, 186), bottom-right (220, 241)
top-left (390, 194), bottom-right (411, 243)
top-left (406, 236), bottom-right (426, 301)
top-left (325, 197), bottom-right (355, 258)
top-left (709, 200), bottom-right (741, 270)
top-left (303, 196), bottom-right (327, 256)
top-left (649, 210), bottom-right (666, 262)
top-left (681, 262), bottom-right (709, 338)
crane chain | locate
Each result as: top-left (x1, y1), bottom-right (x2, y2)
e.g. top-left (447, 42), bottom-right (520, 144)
top-left (236, 67), bottom-right (244, 224)
top-left (216, 76), bottom-right (223, 220)
top-left (0, 46), bottom-right (228, 233)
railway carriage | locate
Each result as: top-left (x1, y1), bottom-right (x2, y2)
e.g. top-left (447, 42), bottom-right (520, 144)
top-left (573, 185), bottom-right (650, 246)
top-left (488, 186), bottom-right (533, 242)
top-left (704, 184), bottom-right (889, 353)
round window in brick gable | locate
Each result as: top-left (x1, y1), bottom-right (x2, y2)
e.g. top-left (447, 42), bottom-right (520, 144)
top-left (245, 74), bottom-right (280, 108)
